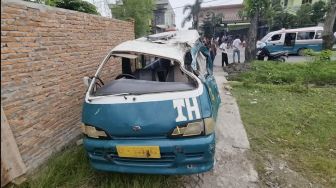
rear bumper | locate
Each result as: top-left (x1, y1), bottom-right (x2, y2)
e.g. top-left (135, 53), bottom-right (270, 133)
top-left (83, 134), bottom-right (215, 175)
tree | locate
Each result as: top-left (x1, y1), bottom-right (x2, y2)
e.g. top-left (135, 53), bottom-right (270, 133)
top-left (112, 0), bottom-right (154, 38)
top-left (243, 0), bottom-right (270, 62)
top-left (55, 0), bottom-right (99, 15)
top-left (268, 0), bottom-right (297, 30)
top-left (322, 0), bottom-right (336, 50)
top-left (182, 0), bottom-right (203, 30)
top-left (311, 0), bottom-right (327, 24)
top-left (295, 4), bottom-right (314, 27)
top-left (24, 0), bottom-right (99, 15)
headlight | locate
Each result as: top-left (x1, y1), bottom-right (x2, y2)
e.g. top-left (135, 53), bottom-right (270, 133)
top-left (204, 118), bottom-right (215, 135)
top-left (81, 124), bottom-right (109, 139)
top-left (170, 118), bottom-right (215, 138)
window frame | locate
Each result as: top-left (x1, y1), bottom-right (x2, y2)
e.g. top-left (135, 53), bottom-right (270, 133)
top-left (297, 31), bottom-right (316, 40)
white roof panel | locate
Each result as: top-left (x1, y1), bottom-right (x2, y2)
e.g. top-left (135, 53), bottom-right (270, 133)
top-left (111, 30), bottom-right (200, 63)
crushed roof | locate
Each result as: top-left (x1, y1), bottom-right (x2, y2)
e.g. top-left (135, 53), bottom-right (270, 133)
top-left (111, 30), bottom-right (200, 63)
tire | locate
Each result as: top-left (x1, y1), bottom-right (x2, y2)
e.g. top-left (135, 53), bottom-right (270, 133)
top-left (297, 48), bottom-right (306, 56)
top-left (278, 57), bottom-right (286, 62)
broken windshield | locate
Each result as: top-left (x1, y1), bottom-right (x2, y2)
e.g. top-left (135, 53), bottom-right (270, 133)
top-left (90, 53), bottom-right (197, 96)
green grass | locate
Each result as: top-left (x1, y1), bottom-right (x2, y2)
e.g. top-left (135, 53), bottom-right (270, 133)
top-left (230, 61), bottom-right (336, 187)
top-left (15, 147), bottom-right (181, 188)
top-left (230, 61), bottom-right (336, 86)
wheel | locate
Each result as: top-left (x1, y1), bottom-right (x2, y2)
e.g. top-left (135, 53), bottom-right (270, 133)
top-left (297, 48), bottom-right (306, 56)
top-left (278, 57), bottom-right (286, 62)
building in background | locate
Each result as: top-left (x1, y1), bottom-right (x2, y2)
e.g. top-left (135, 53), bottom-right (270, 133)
top-left (83, 0), bottom-right (112, 17)
top-left (199, 4), bottom-right (244, 26)
top-left (198, 4), bottom-right (251, 38)
top-left (152, 0), bottom-right (176, 33)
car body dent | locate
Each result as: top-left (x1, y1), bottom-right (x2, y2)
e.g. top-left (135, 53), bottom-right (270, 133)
top-left (81, 30), bottom-right (220, 175)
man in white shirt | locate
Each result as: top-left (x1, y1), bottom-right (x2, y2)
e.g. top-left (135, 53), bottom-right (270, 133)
top-left (219, 42), bottom-right (228, 66)
top-left (232, 35), bottom-right (242, 63)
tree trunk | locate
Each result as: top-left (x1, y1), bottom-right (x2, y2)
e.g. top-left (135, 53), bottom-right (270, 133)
top-left (245, 11), bottom-right (258, 62)
top-left (322, 0), bottom-right (336, 50)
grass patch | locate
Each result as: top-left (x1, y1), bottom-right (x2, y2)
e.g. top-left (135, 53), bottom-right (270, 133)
top-left (230, 61), bottom-right (336, 86)
top-left (14, 147), bottom-right (181, 188)
top-left (230, 61), bottom-right (336, 187)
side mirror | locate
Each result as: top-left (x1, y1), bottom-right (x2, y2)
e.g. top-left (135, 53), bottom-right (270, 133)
top-left (83, 76), bottom-right (91, 88)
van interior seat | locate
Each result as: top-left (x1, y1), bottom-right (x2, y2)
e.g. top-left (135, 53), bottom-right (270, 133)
top-left (134, 69), bottom-right (155, 81)
top-left (166, 65), bottom-right (189, 83)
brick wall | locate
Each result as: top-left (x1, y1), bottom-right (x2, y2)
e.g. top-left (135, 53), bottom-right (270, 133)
top-left (1, 0), bottom-right (134, 171)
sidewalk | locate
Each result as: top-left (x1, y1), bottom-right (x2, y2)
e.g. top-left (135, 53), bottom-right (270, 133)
top-left (183, 54), bottom-right (258, 188)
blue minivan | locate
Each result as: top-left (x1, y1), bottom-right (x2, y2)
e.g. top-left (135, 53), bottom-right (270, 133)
top-left (81, 30), bottom-right (221, 174)
top-left (257, 26), bottom-right (323, 55)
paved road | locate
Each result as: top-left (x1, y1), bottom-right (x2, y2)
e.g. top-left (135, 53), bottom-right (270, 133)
top-left (183, 55), bottom-right (258, 188)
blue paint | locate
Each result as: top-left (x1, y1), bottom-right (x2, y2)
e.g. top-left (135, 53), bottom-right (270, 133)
top-left (267, 42), bottom-right (323, 54)
top-left (82, 93), bottom-right (212, 138)
top-left (81, 38), bottom-right (221, 175)
top-left (84, 134), bottom-right (215, 174)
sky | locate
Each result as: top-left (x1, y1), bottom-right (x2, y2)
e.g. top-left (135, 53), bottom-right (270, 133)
top-left (169, 0), bottom-right (243, 30)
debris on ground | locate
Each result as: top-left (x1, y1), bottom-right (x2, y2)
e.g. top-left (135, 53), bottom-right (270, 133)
top-left (223, 63), bottom-right (252, 78)
top-left (260, 154), bottom-right (322, 188)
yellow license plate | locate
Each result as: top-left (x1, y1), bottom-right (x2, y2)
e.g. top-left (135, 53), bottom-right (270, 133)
top-left (116, 146), bottom-right (161, 158)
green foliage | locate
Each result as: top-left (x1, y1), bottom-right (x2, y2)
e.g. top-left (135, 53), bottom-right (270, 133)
top-left (231, 60), bottom-right (336, 186)
top-left (17, 147), bottom-right (181, 188)
top-left (311, 1), bottom-right (327, 24)
top-left (296, 4), bottom-right (314, 27)
top-left (182, 0), bottom-right (203, 29)
top-left (232, 84), bottom-right (336, 187)
top-left (111, 0), bottom-right (154, 38)
top-left (268, 0), bottom-right (297, 30)
top-left (304, 49), bottom-right (333, 61)
top-left (265, 0), bottom-right (327, 30)
top-left (24, 0), bottom-right (99, 15)
top-left (319, 50), bottom-right (332, 61)
top-left (54, 0), bottom-right (99, 15)
top-left (243, 0), bottom-right (270, 17)
top-left (230, 61), bottom-right (336, 86)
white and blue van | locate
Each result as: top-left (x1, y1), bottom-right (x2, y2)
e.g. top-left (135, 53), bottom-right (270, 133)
top-left (257, 26), bottom-right (323, 55)
top-left (80, 30), bottom-right (221, 174)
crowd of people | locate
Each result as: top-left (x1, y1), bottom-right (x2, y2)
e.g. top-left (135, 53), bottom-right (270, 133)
top-left (202, 35), bottom-right (246, 67)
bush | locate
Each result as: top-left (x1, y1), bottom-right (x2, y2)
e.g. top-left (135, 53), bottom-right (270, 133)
top-left (303, 49), bottom-right (333, 61)
top-left (231, 61), bottom-right (336, 86)
top-left (55, 0), bottom-right (99, 15)
top-left (24, 0), bottom-right (100, 15)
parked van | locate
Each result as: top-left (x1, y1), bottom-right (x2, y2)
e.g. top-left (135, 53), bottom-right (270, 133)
top-left (81, 30), bottom-right (221, 174)
top-left (257, 26), bottom-right (323, 55)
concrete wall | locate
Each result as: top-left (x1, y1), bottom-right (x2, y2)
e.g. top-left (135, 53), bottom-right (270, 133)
top-left (1, 0), bottom-right (134, 171)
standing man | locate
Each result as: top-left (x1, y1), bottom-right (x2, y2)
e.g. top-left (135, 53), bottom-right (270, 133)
top-left (232, 35), bottom-right (242, 63)
top-left (219, 41), bottom-right (228, 67)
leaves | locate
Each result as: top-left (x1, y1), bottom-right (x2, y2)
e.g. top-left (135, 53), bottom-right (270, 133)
top-left (24, 0), bottom-right (99, 15)
top-left (111, 0), bottom-right (154, 38)
top-left (55, 0), bottom-right (99, 15)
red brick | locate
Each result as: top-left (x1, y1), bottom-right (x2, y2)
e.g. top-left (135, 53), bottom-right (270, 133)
top-left (1, 0), bottom-right (134, 173)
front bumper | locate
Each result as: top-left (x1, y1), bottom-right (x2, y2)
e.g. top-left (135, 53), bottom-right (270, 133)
top-left (83, 134), bottom-right (215, 175)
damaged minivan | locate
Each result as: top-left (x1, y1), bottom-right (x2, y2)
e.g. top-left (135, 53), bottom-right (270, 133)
top-left (81, 30), bottom-right (221, 174)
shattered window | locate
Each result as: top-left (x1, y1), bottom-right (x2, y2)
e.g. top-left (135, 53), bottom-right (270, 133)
top-left (196, 52), bottom-right (207, 76)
